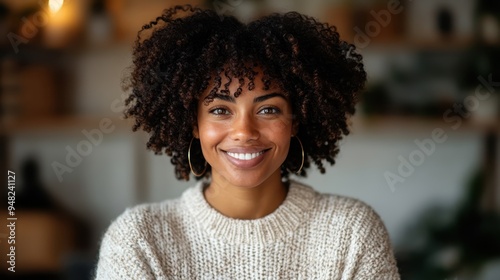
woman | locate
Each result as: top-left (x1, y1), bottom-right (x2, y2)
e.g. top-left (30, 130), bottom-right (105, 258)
top-left (95, 4), bottom-right (400, 279)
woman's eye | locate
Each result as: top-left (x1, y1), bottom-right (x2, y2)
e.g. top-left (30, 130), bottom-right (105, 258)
top-left (209, 108), bottom-right (230, 115)
top-left (258, 107), bottom-right (280, 115)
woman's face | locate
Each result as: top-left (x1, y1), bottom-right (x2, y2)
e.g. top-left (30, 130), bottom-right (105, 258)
top-left (194, 71), bottom-right (295, 189)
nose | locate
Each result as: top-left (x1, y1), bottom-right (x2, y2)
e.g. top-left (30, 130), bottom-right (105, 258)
top-left (229, 113), bottom-right (260, 142)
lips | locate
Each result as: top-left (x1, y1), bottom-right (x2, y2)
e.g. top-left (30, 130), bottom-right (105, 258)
top-left (221, 148), bottom-right (270, 169)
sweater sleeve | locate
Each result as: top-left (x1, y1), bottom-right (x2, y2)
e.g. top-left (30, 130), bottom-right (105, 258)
top-left (94, 208), bottom-right (156, 280)
top-left (350, 203), bottom-right (400, 280)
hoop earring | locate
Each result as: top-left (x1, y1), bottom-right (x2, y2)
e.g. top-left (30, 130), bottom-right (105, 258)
top-left (188, 137), bottom-right (207, 177)
top-left (287, 135), bottom-right (304, 174)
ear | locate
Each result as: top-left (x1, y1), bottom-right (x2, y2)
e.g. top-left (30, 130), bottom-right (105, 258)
top-left (192, 125), bottom-right (199, 139)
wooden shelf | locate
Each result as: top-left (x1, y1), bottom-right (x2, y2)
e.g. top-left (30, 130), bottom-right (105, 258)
top-left (0, 116), bottom-right (132, 135)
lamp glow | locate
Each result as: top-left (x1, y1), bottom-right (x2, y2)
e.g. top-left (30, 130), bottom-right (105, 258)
top-left (48, 0), bottom-right (64, 13)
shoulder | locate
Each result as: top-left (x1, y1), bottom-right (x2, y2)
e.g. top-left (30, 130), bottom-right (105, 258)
top-left (320, 193), bottom-right (383, 227)
top-left (100, 181), bottom-right (206, 245)
top-left (95, 197), bottom-right (186, 279)
top-left (299, 182), bottom-right (399, 276)
top-left (293, 181), bottom-right (387, 236)
top-left (102, 197), bottom-right (184, 242)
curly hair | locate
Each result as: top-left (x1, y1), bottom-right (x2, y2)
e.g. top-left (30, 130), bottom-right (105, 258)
top-left (123, 4), bottom-right (366, 181)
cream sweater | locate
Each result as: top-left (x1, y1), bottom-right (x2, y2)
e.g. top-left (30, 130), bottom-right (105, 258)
top-left (94, 180), bottom-right (400, 279)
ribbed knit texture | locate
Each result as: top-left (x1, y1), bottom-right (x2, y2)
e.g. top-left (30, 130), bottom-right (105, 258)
top-left (94, 180), bottom-right (400, 279)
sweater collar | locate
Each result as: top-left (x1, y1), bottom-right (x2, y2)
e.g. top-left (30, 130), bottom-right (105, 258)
top-left (182, 180), bottom-right (316, 244)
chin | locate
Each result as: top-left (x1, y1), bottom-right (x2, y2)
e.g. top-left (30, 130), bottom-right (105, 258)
top-left (216, 168), bottom-right (280, 189)
top-left (228, 175), bottom-right (266, 189)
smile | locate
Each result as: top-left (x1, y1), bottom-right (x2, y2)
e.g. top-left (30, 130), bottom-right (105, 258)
top-left (222, 148), bottom-right (270, 169)
top-left (226, 151), bottom-right (264, 161)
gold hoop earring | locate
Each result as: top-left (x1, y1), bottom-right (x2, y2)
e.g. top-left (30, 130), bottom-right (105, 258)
top-left (287, 135), bottom-right (304, 174)
top-left (188, 137), bottom-right (207, 177)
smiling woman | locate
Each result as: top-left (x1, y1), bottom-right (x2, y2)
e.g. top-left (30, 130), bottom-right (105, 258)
top-left (94, 4), bottom-right (400, 279)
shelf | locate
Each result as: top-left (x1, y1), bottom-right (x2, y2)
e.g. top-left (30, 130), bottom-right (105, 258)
top-left (359, 38), bottom-right (479, 52)
top-left (350, 115), bottom-right (499, 134)
top-left (0, 116), bottom-right (133, 135)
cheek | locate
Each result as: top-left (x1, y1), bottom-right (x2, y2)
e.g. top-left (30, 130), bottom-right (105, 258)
top-left (265, 120), bottom-right (293, 149)
top-left (199, 122), bottom-right (226, 148)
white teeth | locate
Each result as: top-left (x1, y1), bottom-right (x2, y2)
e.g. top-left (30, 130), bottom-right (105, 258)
top-left (227, 151), bottom-right (264, 160)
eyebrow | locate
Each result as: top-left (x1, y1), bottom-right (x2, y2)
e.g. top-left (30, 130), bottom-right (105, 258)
top-left (253, 92), bottom-right (287, 103)
top-left (210, 92), bottom-right (287, 103)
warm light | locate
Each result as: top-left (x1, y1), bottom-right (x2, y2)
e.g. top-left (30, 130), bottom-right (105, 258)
top-left (48, 0), bottom-right (64, 13)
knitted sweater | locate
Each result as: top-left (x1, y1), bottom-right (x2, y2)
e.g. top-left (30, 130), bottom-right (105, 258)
top-left (94, 180), bottom-right (400, 279)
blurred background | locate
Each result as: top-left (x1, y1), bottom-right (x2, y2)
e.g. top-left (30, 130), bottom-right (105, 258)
top-left (0, 0), bottom-right (499, 279)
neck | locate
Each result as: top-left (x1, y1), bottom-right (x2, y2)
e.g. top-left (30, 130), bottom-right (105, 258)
top-left (203, 171), bottom-right (288, 220)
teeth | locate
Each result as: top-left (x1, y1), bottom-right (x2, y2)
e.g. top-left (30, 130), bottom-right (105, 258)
top-left (227, 151), bottom-right (264, 160)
